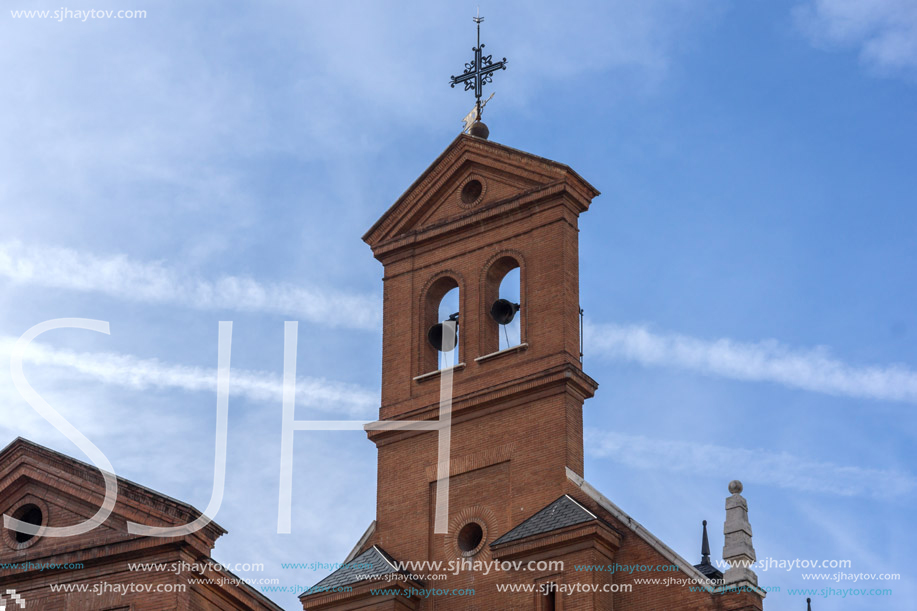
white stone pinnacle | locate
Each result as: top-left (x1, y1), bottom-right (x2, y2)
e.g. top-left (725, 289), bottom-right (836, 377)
top-left (722, 479), bottom-right (758, 587)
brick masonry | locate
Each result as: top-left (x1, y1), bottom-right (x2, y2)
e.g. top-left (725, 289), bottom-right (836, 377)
top-left (0, 438), bottom-right (281, 610)
top-left (301, 134), bottom-right (766, 610)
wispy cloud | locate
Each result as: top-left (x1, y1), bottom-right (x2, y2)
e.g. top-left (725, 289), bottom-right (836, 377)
top-left (0, 241), bottom-right (380, 330)
top-left (7, 240), bottom-right (916, 408)
top-left (587, 322), bottom-right (917, 403)
top-left (1, 337), bottom-right (378, 418)
top-left (7, 240), bottom-right (917, 407)
top-left (586, 429), bottom-right (917, 498)
top-left (794, 0), bottom-right (917, 73)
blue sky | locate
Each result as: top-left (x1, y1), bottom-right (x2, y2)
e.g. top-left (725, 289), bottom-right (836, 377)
top-left (1, 1), bottom-right (916, 609)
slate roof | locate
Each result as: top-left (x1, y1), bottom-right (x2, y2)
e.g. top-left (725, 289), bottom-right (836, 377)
top-left (306, 545), bottom-right (407, 593)
top-left (693, 561), bottom-right (724, 582)
top-left (491, 495), bottom-right (598, 546)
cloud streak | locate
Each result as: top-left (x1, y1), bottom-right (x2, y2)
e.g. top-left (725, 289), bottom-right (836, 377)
top-left (587, 322), bottom-right (917, 404)
top-left (795, 0), bottom-right (917, 73)
top-left (6, 239), bottom-right (916, 408)
top-left (6, 240), bottom-right (916, 407)
top-left (585, 429), bottom-right (916, 499)
top-left (6, 335), bottom-right (914, 499)
top-left (1, 337), bottom-right (378, 419)
top-left (0, 241), bottom-right (380, 330)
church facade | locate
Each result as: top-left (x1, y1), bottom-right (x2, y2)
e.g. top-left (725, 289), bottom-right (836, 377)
top-left (299, 131), bottom-right (767, 611)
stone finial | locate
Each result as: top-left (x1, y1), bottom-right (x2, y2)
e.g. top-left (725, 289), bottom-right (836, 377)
top-left (722, 480), bottom-right (757, 587)
top-left (807, 597), bottom-right (812, 610)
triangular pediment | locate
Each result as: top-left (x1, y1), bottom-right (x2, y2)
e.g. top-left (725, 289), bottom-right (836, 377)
top-left (0, 470), bottom-right (123, 544)
top-left (363, 134), bottom-right (599, 251)
top-left (0, 438), bottom-right (225, 562)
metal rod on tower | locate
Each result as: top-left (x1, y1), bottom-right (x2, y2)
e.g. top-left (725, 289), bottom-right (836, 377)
top-left (579, 308), bottom-right (585, 364)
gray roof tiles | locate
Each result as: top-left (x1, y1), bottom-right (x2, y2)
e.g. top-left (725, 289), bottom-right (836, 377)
top-left (306, 545), bottom-right (404, 593)
top-left (693, 561), bottom-right (724, 582)
top-left (491, 495), bottom-right (598, 546)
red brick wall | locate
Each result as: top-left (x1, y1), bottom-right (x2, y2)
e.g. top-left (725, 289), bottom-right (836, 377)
top-left (334, 136), bottom-right (761, 611)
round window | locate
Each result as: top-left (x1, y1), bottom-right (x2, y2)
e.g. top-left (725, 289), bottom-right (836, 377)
top-left (457, 521), bottom-right (484, 556)
top-left (11, 504), bottom-right (43, 543)
top-left (460, 179), bottom-right (484, 205)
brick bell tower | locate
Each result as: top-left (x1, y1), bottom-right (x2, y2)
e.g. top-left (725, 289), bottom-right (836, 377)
top-left (299, 129), bottom-right (608, 609)
top-left (362, 131), bottom-right (600, 562)
top-left (300, 30), bottom-right (765, 611)
top-left (301, 129), bottom-right (766, 611)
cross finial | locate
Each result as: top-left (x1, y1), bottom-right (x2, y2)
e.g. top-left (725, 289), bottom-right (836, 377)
top-left (450, 12), bottom-right (507, 126)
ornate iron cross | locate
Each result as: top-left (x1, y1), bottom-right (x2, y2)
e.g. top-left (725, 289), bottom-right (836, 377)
top-left (449, 14), bottom-right (507, 122)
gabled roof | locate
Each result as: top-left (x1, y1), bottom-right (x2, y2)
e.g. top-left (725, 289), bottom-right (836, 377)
top-left (362, 134), bottom-right (599, 251)
top-left (306, 545), bottom-right (410, 593)
top-left (0, 436), bottom-right (225, 536)
top-left (491, 494), bottom-right (598, 546)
